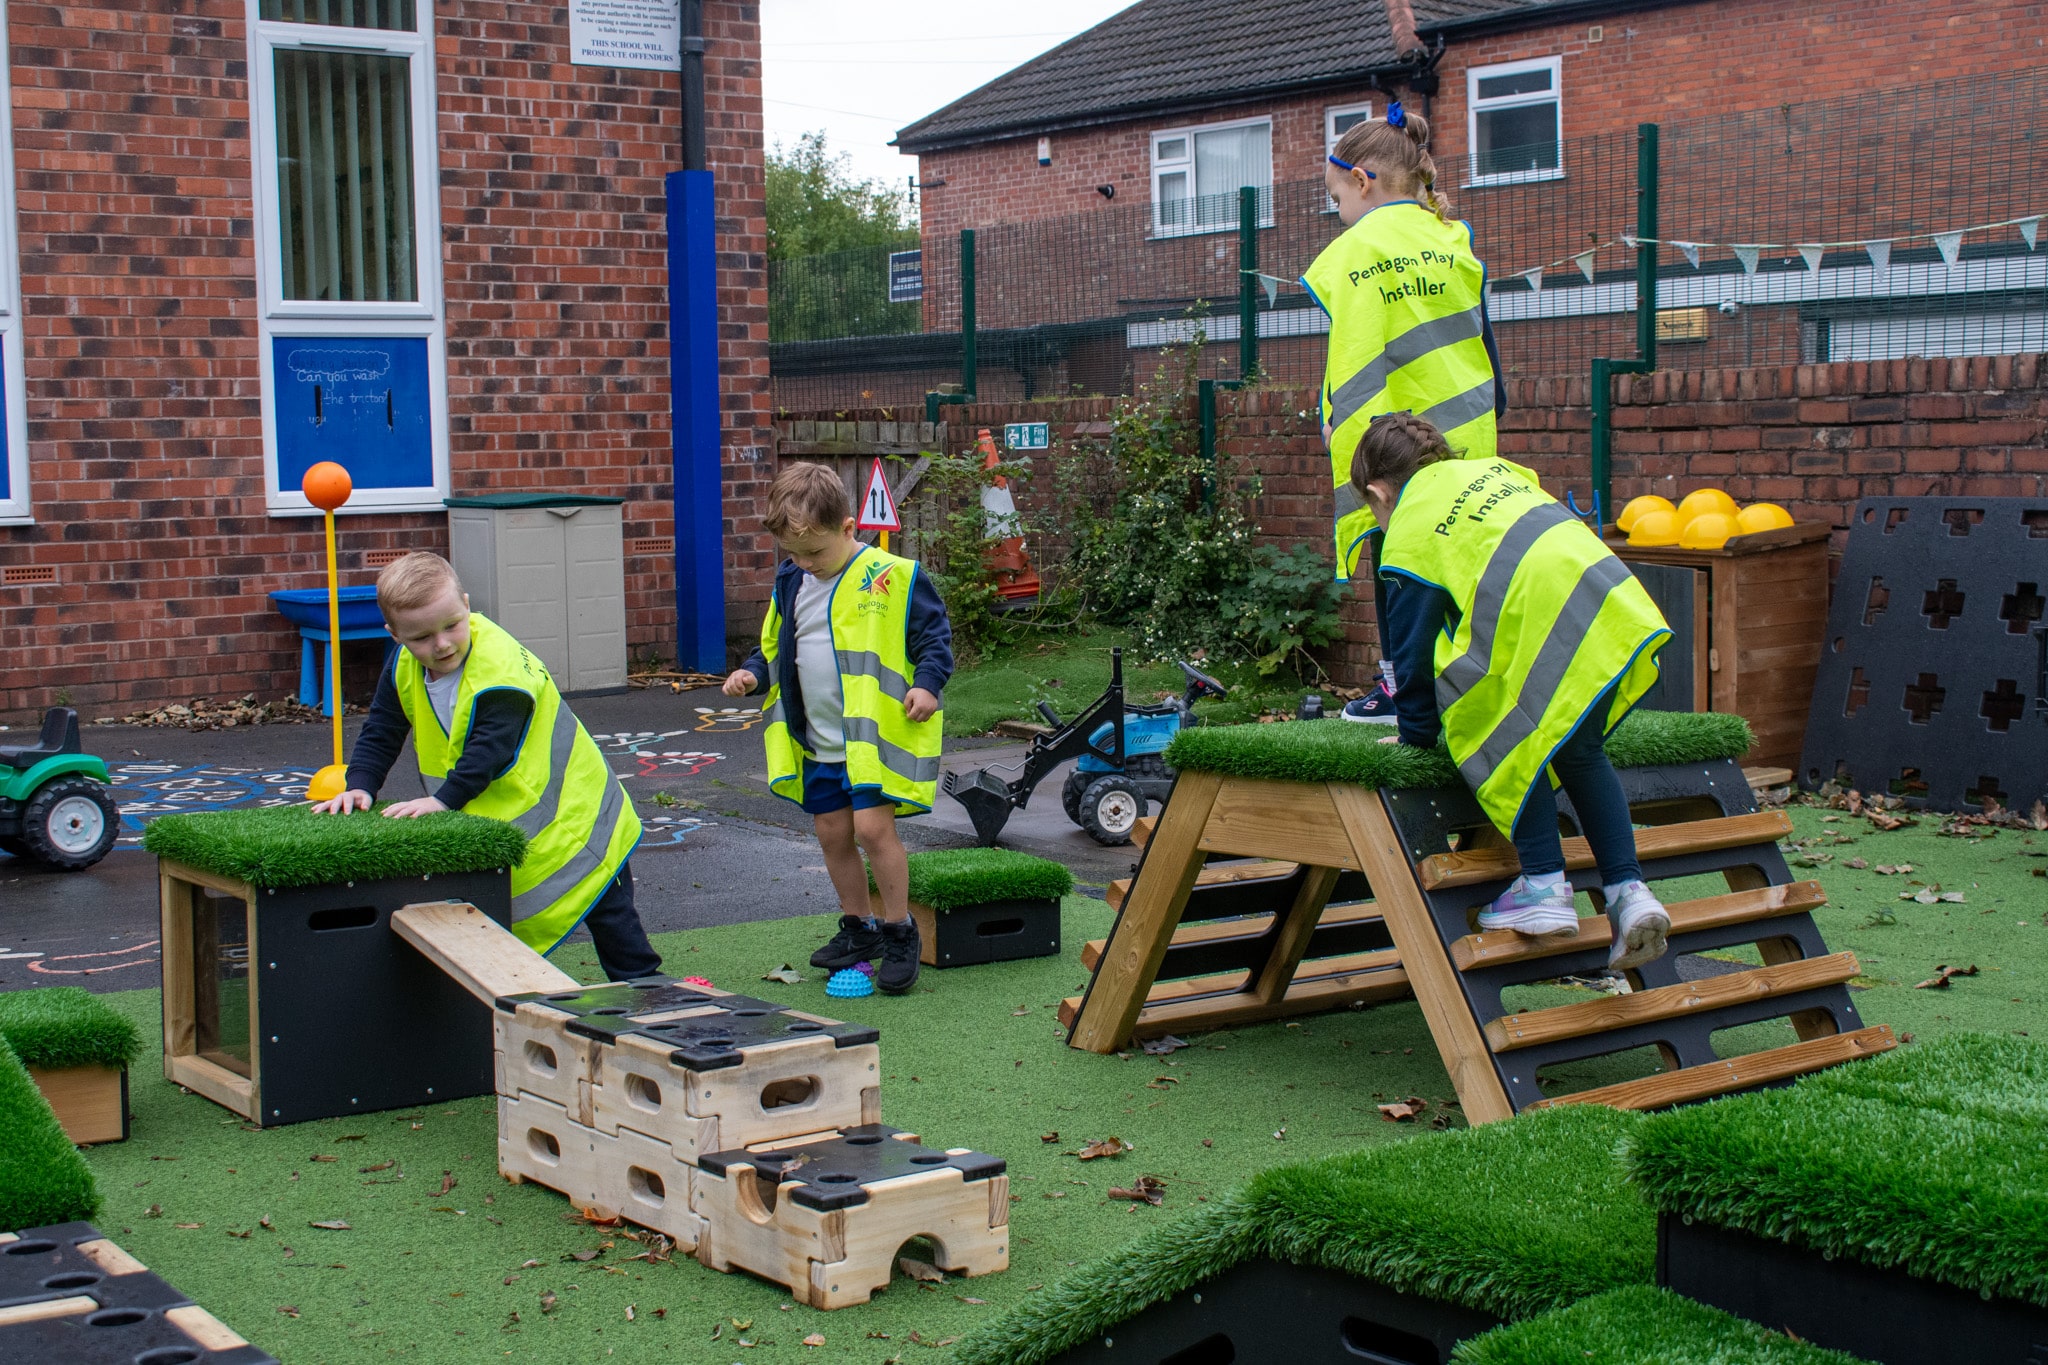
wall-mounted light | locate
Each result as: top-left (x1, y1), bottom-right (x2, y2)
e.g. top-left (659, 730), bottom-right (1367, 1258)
top-left (1037, 136), bottom-right (1052, 167)
top-left (1097, 184), bottom-right (1116, 200)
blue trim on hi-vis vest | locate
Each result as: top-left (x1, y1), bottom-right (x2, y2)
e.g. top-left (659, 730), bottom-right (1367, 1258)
top-left (1378, 564), bottom-right (1452, 596)
top-left (1502, 627), bottom-right (1673, 836)
top-left (539, 829), bottom-right (644, 958)
top-left (1300, 274), bottom-right (1328, 316)
top-left (1338, 526), bottom-right (1382, 584)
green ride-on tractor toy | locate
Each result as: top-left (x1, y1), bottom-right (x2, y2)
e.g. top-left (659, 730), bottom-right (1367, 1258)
top-left (0, 707), bottom-right (121, 870)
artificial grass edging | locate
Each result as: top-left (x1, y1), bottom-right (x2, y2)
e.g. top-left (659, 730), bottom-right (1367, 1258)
top-left (954, 1105), bottom-right (1654, 1365)
top-left (0, 987), bottom-right (141, 1071)
top-left (0, 1034), bottom-right (100, 1233)
top-left (1452, 1286), bottom-right (1877, 1365)
top-left (1628, 1034), bottom-right (2048, 1309)
top-left (141, 804), bottom-right (528, 890)
top-left (1164, 710), bottom-right (1753, 788)
top-left (886, 848), bottom-right (1076, 910)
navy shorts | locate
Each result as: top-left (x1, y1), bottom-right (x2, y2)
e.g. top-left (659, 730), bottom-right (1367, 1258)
top-left (800, 759), bottom-right (893, 816)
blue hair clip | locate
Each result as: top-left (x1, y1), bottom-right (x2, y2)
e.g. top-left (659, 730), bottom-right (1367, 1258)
top-left (1387, 100), bottom-right (1406, 130)
top-left (1327, 154), bottom-right (1376, 179)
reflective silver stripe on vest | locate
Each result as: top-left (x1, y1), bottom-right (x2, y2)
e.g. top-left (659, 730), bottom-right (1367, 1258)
top-left (1455, 554), bottom-right (1643, 792)
top-left (1326, 304), bottom-right (1488, 433)
top-left (511, 769), bottom-right (629, 923)
top-left (764, 698), bottom-right (786, 729)
top-left (834, 649), bottom-right (912, 704)
top-left (841, 714), bottom-right (942, 785)
top-left (1419, 375), bottom-right (1498, 438)
top-left (1334, 482), bottom-right (1367, 518)
top-left (1435, 502), bottom-right (1578, 707)
top-left (513, 703), bottom-right (581, 838)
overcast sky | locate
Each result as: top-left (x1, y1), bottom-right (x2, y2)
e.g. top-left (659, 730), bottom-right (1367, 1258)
top-left (759, 0), bottom-right (1140, 193)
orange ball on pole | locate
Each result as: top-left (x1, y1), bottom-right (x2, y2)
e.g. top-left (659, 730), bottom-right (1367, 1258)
top-left (301, 461), bottom-right (354, 512)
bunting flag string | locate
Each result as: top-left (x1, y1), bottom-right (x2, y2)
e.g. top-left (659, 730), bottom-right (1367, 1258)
top-left (1798, 244), bottom-right (1824, 273)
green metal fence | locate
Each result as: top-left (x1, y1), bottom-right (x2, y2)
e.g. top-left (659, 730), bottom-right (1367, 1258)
top-left (768, 64), bottom-right (2048, 416)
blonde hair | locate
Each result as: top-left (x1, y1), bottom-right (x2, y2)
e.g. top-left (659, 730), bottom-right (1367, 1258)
top-left (376, 552), bottom-right (464, 615)
top-left (1332, 109), bottom-right (1450, 222)
top-left (1351, 411), bottom-right (1458, 496)
top-left (765, 462), bottom-right (852, 538)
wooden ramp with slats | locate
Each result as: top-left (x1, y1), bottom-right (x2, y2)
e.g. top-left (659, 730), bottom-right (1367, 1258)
top-left (1063, 758), bottom-right (1893, 1122)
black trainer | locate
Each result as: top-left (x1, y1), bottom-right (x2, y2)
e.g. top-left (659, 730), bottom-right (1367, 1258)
top-left (877, 917), bottom-right (922, 995)
top-left (810, 915), bottom-right (883, 970)
top-left (1340, 678), bottom-right (1399, 724)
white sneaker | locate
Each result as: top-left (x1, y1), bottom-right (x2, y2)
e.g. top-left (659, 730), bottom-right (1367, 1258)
top-left (1476, 875), bottom-right (1580, 938)
top-left (1605, 880), bottom-right (1671, 970)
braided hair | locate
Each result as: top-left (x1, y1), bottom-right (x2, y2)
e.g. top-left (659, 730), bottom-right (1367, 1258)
top-left (1330, 108), bottom-right (1450, 222)
top-left (1351, 411), bottom-right (1458, 499)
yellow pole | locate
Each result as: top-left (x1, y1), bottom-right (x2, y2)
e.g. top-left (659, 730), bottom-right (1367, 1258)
top-left (879, 529), bottom-right (890, 553)
top-left (302, 459), bottom-right (354, 803)
top-left (325, 507), bottom-right (343, 764)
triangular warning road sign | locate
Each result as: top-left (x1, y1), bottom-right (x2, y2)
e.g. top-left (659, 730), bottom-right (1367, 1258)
top-left (857, 458), bottom-right (901, 531)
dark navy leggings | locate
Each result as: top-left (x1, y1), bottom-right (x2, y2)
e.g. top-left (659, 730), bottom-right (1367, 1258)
top-left (1509, 687), bottom-right (1643, 886)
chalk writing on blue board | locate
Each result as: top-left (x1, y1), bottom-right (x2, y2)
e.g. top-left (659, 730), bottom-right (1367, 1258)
top-left (285, 348), bottom-right (392, 386)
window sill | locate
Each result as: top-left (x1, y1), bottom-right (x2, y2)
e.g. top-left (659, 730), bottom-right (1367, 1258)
top-left (1462, 168), bottom-right (1566, 189)
top-left (1149, 217), bottom-right (1277, 241)
top-left (267, 497), bottom-right (449, 518)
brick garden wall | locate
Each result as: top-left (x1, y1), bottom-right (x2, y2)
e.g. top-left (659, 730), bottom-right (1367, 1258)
top-left (0, 0), bottom-right (772, 722)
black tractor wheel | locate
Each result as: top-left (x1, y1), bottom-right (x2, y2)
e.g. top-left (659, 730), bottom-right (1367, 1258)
top-left (1078, 776), bottom-right (1146, 846)
top-left (21, 777), bottom-right (119, 870)
top-left (1060, 768), bottom-right (1091, 825)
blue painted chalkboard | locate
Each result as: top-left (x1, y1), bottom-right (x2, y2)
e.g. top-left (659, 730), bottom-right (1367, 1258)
top-left (273, 336), bottom-right (432, 492)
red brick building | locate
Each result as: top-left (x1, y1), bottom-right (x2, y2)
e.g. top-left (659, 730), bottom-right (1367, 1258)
top-left (0, 0), bottom-right (772, 721)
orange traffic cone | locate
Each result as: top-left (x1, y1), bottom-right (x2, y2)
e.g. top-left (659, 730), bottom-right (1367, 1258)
top-left (975, 428), bottom-right (1040, 601)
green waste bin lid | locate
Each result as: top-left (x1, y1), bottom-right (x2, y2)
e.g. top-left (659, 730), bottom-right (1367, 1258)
top-left (443, 493), bottom-right (625, 509)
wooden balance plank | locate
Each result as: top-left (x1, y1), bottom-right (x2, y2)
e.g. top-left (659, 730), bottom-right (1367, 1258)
top-left (1483, 951), bottom-right (1861, 1053)
top-left (392, 900), bottom-right (582, 1003)
top-left (1081, 899), bottom-right (1385, 971)
top-left (1105, 860), bottom-right (1298, 912)
top-left (1448, 881), bottom-right (1829, 972)
top-left (1527, 1024), bottom-right (1897, 1113)
top-left (1417, 810), bottom-right (1794, 890)
top-left (1057, 948), bottom-right (1409, 1039)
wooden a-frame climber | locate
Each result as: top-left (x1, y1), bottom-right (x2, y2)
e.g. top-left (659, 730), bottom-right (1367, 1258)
top-left (1063, 722), bottom-right (1894, 1122)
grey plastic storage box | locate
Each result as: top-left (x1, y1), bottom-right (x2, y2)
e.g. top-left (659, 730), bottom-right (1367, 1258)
top-left (445, 494), bottom-right (628, 694)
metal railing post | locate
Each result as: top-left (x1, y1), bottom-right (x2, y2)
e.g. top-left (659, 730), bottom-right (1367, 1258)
top-left (1238, 185), bottom-right (1259, 382)
top-left (1588, 121), bottom-right (1659, 523)
top-left (961, 227), bottom-right (977, 398)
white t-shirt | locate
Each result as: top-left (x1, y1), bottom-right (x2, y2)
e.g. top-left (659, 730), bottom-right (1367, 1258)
top-left (426, 664), bottom-right (465, 734)
top-left (793, 567), bottom-right (847, 762)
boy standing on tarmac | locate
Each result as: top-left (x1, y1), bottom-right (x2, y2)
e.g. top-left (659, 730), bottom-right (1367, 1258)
top-left (723, 463), bottom-right (952, 994)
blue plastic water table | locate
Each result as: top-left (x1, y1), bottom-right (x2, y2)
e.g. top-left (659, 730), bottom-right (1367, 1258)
top-left (267, 586), bottom-right (397, 715)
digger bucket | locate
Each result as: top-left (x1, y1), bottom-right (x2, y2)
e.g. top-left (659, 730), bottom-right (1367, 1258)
top-left (943, 768), bottom-right (1019, 846)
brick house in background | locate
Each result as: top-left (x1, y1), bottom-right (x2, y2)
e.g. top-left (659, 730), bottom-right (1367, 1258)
top-left (0, 0), bottom-right (772, 722)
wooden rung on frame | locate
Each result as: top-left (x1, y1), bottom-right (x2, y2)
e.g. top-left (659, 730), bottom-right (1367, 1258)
top-left (1448, 881), bottom-right (1828, 971)
top-left (1483, 952), bottom-right (1862, 1052)
top-left (1417, 810), bottom-right (1794, 890)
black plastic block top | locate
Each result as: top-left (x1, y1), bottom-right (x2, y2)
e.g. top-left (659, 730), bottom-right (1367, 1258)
top-left (497, 977), bottom-right (879, 1063)
top-left (494, 978), bottom-right (733, 1018)
top-left (697, 1124), bottom-right (1005, 1211)
top-left (0, 1223), bottom-right (188, 1314)
top-left (0, 1304), bottom-right (280, 1363)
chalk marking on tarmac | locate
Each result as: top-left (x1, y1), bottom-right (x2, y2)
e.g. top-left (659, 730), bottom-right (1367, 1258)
top-left (28, 940), bottom-right (162, 975)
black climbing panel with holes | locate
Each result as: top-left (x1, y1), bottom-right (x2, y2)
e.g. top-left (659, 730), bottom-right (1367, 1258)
top-left (1800, 497), bottom-right (2048, 811)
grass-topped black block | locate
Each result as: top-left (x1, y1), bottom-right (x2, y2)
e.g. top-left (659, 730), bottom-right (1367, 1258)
top-left (955, 1105), bottom-right (1655, 1365)
top-left (1630, 1033), bottom-right (2048, 1365)
top-left (0, 989), bottom-right (141, 1146)
top-left (0, 1035), bottom-right (98, 1234)
top-left (1452, 1285), bottom-right (1877, 1365)
top-left (1163, 710), bottom-right (1754, 788)
top-left (142, 805), bottom-right (525, 1128)
top-left (871, 848), bottom-right (1074, 968)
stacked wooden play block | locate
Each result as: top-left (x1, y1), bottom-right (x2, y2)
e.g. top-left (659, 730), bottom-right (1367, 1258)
top-left (394, 902), bottom-right (1009, 1309)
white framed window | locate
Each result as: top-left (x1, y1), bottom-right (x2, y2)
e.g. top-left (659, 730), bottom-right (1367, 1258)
top-left (0, 2), bottom-right (30, 527)
top-left (1151, 116), bottom-right (1272, 237)
top-left (1323, 102), bottom-right (1375, 212)
top-left (248, 0), bottom-right (449, 515)
top-left (1466, 55), bottom-right (1563, 186)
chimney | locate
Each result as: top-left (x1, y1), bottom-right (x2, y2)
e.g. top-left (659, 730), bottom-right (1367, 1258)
top-left (1383, 0), bottom-right (1420, 58)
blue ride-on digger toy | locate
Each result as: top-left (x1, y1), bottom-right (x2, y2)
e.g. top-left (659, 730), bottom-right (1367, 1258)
top-left (943, 648), bottom-right (1227, 847)
top-left (0, 707), bottom-right (121, 869)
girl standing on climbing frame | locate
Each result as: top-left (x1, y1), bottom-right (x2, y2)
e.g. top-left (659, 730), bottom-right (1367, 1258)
top-left (1300, 101), bottom-right (1506, 723)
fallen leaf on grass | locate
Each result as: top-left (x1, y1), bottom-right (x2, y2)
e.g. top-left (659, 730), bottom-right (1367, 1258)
top-left (143, 1205), bottom-right (162, 1219)
top-left (438, 1171), bottom-right (458, 1196)
top-left (1144, 1076), bottom-right (1179, 1090)
top-left (898, 1257), bottom-right (947, 1284)
top-left (1378, 1097), bottom-right (1430, 1122)
top-left (1038, 1132), bottom-right (1059, 1144)
top-left (803, 1333), bottom-right (827, 1346)
top-left (308, 1220), bottom-right (350, 1231)
top-left (762, 964), bottom-right (805, 985)
top-left (174, 1222), bottom-right (203, 1230)
top-left (1868, 813), bottom-right (1915, 832)
top-left (1201, 1138), bottom-right (1213, 1148)
top-left (359, 1160), bottom-right (395, 1174)
top-left (1074, 1136), bottom-right (1133, 1160)
top-left (308, 1154), bottom-right (337, 1163)
top-left (1916, 964), bottom-right (1979, 990)
top-left (1873, 864), bottom-right (1914, 876)
top-left (1272, 1127), bottom-right (1287, 1140)
top-left (277, 1305), bottom-right (300, 1319)
top-left (225, 1228), bottom-right (251, 1239)
top-left (335, 1134), bottom-right (366, 1142)
top-left (1107, 1175), bottom-right (1166, 1205)
top-left (259, 1216), bottom-right (273, 1230)
top-left (539, 1291), bottom-right (558, 1315)
top-left (569, 1249), bottom-right (603, 1262)
top-left (1845, 857), bottom-right (1868, 870)
top-left (1140, 1035), bottom-right (1189, 1055)
top-left (956, 1295), bottom-right (988, 1304)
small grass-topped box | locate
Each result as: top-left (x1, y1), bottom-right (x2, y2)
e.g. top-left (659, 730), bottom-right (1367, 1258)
top-left (142, 805), bottom-right (527, 1127)
top-left (871, 848), bottom-right (1074, 968)
top-left (0, 988), bottom-right (140, 1145)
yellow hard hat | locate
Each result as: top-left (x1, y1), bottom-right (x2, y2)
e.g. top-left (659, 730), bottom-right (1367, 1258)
top-left (1617, 494), bottom-right (1676, 534)
top-left (1735, 502), bottom-right (1794, 534)
top-left (1680, 511), bottom-right (1738, 549)
top-left (1628, 509), bottom-right (1682, 546)
top-left (1676, 488), bottom-right (1739, 525)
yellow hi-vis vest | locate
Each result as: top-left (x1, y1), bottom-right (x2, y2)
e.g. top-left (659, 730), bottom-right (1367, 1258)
top-left (1379, 459), bottom-right (1670, 836)
top-left (759, 545), bottom-right (944, 815)
top-left (396, 613), bottom-right (640, 954)
top-left (1302, 202), bottom-right (1498, 580)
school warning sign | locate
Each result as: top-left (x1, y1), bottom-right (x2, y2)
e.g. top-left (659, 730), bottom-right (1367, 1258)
top-left (570, 0), bottom-right (681, 71)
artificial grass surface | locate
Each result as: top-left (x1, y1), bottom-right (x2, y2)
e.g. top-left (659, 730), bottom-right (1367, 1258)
top-left (1628, 1033), bottom-right (2048, 1307)
top-left (0, 1034), bottom-right (100, 1232)
top-left (1452, 1286), bottom-right (1876, 1365)
top-left (140, 804), bottom-right (528, 890)
top-left (954, 1105), bottom-right (1652, 1365)
top-left (1163, 710), bottom-right (1754, 786)
top-left (898, 848), bottom-right (1075, 909)
top-left (0, 985), bottom-right (142, 1070)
